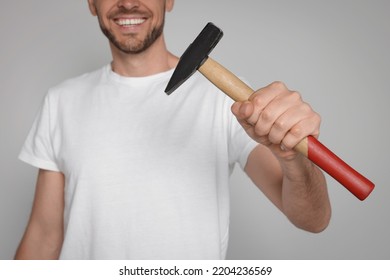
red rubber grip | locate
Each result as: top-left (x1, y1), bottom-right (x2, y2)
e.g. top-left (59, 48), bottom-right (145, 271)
top-left (307, 136), bottom-right (375, 200)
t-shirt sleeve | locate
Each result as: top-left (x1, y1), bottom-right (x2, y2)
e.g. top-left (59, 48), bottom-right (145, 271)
top-left (18, 93), bottom-right (60, 172)
top-left (228, 116), bottom-right (258, 170)
top-left (226, 96), bottom-right (258, 171)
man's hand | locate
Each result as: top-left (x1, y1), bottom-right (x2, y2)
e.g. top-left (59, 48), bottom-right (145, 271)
top-left (231, 81), bottom-right (321, 161)
top-left (233, 82), bottom-right (331, 232)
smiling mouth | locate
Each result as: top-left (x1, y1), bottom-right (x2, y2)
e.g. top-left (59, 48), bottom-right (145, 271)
top-left (115, 18), bottom-right (146, 27)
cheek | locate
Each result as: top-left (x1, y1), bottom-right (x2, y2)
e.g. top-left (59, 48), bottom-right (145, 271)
top-left (152, 2), bottom-right (168, 21)
top-left (154, 6), bottom-right (165, 20)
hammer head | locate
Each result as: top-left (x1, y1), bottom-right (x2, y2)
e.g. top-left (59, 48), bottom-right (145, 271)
top-left (165, 22), bottom-right (223, 95)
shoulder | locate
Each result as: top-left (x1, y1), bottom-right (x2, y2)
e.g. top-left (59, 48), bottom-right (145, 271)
top-left (47, 65), bottom-right (108, 100)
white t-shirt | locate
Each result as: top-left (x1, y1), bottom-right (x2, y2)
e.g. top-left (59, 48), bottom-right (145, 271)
top-left (19, 64), bottom-right (258, 259)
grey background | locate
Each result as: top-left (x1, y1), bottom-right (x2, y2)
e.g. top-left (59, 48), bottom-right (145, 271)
top-left (1, 0), bottom-right (389, 259)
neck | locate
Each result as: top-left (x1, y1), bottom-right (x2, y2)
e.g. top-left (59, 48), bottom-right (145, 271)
top-left (110, 35), bottom-right (178, 77)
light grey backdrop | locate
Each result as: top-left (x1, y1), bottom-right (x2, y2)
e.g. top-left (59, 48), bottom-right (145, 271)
top-left (1, 0), bottom-right (389, 259)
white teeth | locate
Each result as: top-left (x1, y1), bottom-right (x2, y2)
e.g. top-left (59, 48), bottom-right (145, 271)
top-left (117, 18), bottom-right (145, 26)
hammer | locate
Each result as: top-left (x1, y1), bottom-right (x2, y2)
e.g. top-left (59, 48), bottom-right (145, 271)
top-left (165, 22), bottom-right (374, 201)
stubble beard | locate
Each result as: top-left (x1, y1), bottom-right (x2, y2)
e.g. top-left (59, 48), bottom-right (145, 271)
top-left (97, 14), bottom-right (165, 55)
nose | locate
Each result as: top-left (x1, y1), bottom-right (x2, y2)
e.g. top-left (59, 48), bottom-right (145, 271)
top-left (117, 0), bottom-right (140, 10)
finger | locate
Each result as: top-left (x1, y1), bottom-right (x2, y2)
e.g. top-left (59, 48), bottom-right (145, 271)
top-left (267, 103), bottom-right (311, 145)
top-left (231, 101), bottom-right (242, 118)
top-left (281, 116), bottom-right (321, 150)
top-left (248, 83), bottom-right (297, 133)
top-left (231, 101), bottom-right (254, 129)
top-left (252, 91), bottom-right (300, 137)
top-left (232, 101), bottom-right (254, 120)
top-left (268, 115), bottom-right (296, 146)
top-left (247, 87), bottom-right (275, 124)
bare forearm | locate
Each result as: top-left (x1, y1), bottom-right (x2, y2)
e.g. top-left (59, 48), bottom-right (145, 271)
top-left (15, 170), bottom-right (65, 260)
top-left (280, 154), bottom-right (331, 233)
top-left (15, 224), bottom-right (63, 260)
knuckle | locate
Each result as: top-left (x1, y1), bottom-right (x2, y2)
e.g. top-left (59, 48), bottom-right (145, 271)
top-left (300, 102), bottom-right (315, 116)
top-left (270, 81), bottom-right (286, 90)
top-left (290, 90), bottom-right (302, 101)
top-left (290, 126), bottom-right (303, 138)
top-left (274, 119), bottom-right (286, 131)
top-left (304, 101), bottom-right (313, 110)
top-left (303, 104), bottom-right (321, 124)
top-left (260, 108), bottom-right (274, 122)
top-left (251, 94), bottom-right (263, 107)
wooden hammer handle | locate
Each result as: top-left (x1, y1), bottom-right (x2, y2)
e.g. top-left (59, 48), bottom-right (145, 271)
top-left (199, 57), bottom-right (253, 102)
top-left (199, 57), bottom-right (374, 200)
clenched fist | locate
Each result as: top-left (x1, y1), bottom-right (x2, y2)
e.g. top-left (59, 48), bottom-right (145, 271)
top-left (231, 81), bottom-right (321, 160)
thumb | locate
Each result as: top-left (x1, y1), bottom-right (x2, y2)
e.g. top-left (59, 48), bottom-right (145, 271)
top-left (231, 101), bottom-right (254, 121)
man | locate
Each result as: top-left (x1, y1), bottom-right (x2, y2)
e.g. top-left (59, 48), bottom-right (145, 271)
top-left (15, 0), bottom-right (331, 260)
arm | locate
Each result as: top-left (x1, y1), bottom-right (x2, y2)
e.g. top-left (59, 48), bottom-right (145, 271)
top-left (245, 144), bottom-right (331, 233)
top-left (232, 82), bottom-right (331, 233)
top-left (15, 169), bottom-right (65, 259)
